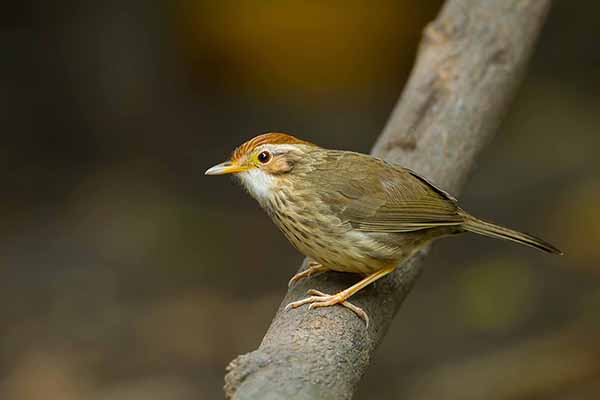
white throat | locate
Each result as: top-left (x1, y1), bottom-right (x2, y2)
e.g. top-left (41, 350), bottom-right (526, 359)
top-left (238, 169), bottom-right (276, 205)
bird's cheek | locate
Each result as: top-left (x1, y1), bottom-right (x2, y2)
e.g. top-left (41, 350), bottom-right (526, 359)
top-left (268, 158), bottom-right (293, 174)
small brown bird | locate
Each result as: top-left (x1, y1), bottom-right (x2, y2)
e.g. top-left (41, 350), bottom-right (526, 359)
top-left (206, 133), bottom-right (562, 326)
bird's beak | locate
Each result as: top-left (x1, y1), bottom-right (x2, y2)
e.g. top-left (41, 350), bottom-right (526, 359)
top-left (205, 161), bottom-right (249, 175)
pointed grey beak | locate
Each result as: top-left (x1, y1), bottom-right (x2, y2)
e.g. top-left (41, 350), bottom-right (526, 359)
top-left (205, 161), bottom-right (248, 175)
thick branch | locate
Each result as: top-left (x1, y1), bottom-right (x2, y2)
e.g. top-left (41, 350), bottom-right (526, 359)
top-left (225, 1), bottom-right (552, 399)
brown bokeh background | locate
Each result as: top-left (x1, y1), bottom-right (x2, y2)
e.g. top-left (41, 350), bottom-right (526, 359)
top-left (1, 1), bottom-right (599, 399)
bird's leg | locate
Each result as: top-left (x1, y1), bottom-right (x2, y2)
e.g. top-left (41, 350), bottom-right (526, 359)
top-left (288, 261), bottom-right (329, 287)
top-left (284, 266), bottom-right (396, 327)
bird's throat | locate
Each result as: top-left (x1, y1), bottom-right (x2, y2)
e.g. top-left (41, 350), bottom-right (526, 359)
top-left (238, 169), bottom-right (277, 205)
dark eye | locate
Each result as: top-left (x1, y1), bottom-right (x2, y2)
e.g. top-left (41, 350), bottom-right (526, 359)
top-left (257, 151), bottom-right (272, 164)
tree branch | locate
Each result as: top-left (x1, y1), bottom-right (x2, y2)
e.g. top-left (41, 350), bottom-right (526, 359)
top-left (224, 1), bottom-right (552, 399)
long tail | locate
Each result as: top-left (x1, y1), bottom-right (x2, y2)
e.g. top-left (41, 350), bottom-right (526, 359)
top-left (461, 214), bottom-right (563, 255)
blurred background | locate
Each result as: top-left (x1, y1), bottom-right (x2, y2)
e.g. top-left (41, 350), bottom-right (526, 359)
top-left (1, 1), bottom-right (599, 399)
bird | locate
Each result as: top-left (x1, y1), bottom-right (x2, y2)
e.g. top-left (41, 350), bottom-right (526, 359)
top-left (205, 132), bottom-right (562, 326)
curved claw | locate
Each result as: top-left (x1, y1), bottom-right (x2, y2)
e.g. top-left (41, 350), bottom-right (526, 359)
top-left (287, 262), bottom-right (328, 288)
top-left (284, 289), bottom-right (369, 328)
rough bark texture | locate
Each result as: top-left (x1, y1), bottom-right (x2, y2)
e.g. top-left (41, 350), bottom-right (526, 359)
top-left (224, 1), bottom-right (552, 399)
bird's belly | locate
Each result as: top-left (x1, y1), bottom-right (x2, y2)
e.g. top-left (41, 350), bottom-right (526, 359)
top-left (266, 196), bottom-right (425, 274)
top-left (309, 247), bottom-right (389, 275)
top-left (279, 222), bottom-right (398, 274)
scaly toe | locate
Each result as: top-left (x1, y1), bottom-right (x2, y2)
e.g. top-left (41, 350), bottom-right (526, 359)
top-left (287, 289), bottom-right (369, 327)
top-left (287, 262), bottom-right (326, 288)
top-left (287, 271), bottom-right (309, 288)
top-left (288, 269), bottom-right (312, 287)
top-left (284, 294), bottom-right (328, 311)
top-left (287, 275), bottom-right (301, 288)
top-left (307, 295), bottom-right (342, 309)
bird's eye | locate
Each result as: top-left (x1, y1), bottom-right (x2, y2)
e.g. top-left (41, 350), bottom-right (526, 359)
top-left (257, 151), bottom-right (272, 164)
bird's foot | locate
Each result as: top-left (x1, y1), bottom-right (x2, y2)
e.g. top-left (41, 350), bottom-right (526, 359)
top-left (287, 261), bottom-right (328, 287)
top-left (284, 289), bottom-right (369, 327)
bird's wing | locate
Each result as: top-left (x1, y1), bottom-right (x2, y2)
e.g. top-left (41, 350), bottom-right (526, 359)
top-left (324, 153), bottom-right (464, 233)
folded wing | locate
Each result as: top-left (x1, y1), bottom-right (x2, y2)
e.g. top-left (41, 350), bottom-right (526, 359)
top-left (334, 156), bottom-right (464, 233)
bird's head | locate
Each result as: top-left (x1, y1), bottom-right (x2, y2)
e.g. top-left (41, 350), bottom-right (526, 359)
top-left (205, 132), bottom-right (318, 203)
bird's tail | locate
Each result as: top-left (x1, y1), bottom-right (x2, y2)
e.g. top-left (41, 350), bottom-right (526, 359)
top-left (461, 214), bottom-right (563, 255)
